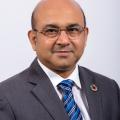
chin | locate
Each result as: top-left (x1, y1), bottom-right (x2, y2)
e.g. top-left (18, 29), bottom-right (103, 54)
top-left (54, 64), bottom-right (75, 71)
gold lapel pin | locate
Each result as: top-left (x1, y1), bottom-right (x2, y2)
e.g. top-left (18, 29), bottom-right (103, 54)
top-left (90, 84), bottom-right (98, 92)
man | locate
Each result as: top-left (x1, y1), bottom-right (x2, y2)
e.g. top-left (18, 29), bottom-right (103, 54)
top-left (0, 0), bottom-right (119, 120)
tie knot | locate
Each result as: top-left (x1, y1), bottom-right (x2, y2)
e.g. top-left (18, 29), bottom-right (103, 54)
top-left (57, 79), bottom-right (74, 93)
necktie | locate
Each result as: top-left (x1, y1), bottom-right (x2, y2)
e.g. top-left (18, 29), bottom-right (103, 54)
top-left (57, 79), bottom-right (83, 120)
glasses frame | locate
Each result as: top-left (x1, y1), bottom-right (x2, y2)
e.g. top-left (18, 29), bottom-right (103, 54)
top-left (33, 25), bottom-right (86, 39)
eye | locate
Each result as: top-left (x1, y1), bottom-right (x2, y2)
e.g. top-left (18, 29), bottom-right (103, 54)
top-left (43, 28), bottom-right (59, 36)
top-left (68, 27), bottom-right (79, 32)
top-left (67, 27), bottom-right (80, 35)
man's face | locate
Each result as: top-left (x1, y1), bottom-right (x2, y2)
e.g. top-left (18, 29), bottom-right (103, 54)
top-left (28, 2), bottom-right (88, 75)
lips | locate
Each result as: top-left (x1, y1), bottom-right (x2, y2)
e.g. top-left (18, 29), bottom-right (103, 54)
top-left (53, 50), bottom-right (72, 57)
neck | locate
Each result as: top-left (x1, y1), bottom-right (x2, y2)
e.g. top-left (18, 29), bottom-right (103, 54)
top-left (53, 66), bottom-right (76, 78)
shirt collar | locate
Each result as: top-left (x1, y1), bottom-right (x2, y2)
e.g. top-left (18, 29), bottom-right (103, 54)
top-left (37, 59), bottom-right (81, 89)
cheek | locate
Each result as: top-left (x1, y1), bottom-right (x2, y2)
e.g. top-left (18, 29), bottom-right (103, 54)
top-left (35, 39), bottom-right (54, 56)
top-left (73, 38), bottom-right (86, 55)
top-left (75, 39), bottom-right (86, 49)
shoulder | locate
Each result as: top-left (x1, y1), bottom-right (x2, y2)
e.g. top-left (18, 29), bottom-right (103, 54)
top-left (78, 66), bottom-right (120, 92)
top-left (0, 67), bottom-right (30, 87)
top-left (79, 66), bottom-right (116, 81)
top-left (0, 67), bottom-right (34, 119)
top-left (0, 67), bottom-right (31, 98)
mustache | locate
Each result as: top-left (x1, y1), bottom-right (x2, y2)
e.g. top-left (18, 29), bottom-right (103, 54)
top-left (52, 46), bottom-right (74, 52)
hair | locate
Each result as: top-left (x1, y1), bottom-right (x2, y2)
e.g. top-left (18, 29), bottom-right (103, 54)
top-left (80, 8), bottom-right (86, 27)
top-left (31, 11), bottom-right (36, 29)
top-left (31, 1), bottom-right (87, 29)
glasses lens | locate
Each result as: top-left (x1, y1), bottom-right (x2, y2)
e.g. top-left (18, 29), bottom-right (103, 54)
top-left (67, 25), bottom-right (84, 38)
top-left (43, 27), bottom-right (59, 37)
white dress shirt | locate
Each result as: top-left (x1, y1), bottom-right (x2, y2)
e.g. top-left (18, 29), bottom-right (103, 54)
top-left (38, 59), bottom-right (91, 120)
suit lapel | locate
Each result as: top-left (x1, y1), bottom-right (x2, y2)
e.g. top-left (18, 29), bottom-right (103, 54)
top-left (79, 66), bottom-right (103, 120)
top-left (27, 59), bottom-right (103, 120)
top-left (28, 59), bottom-right (69, 120)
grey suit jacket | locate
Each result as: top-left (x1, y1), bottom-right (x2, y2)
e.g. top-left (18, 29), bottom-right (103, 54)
top-left (0, 58), bottom-right (120, 120)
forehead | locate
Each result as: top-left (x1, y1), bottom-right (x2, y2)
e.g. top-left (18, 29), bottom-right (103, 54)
top-left (34, 1), bottom-right (84, 27)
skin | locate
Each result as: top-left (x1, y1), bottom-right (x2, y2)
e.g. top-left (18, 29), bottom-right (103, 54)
top-left (28, 0), bottom-right (88, 78)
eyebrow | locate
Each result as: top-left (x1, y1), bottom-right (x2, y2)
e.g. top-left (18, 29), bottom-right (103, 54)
top-left (67, 24), bottom-right (81, 27)
top-left (43, 23), bottom-right (81, 28)
top-left (43, 24), bottom-right (59, 28)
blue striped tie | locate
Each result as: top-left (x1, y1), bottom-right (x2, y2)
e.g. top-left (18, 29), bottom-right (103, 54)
top-left (57, 79), bottom-right (83, 120)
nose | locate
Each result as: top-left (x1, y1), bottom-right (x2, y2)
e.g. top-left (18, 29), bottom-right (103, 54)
top-left (56, 31), bottom-right (70, 46)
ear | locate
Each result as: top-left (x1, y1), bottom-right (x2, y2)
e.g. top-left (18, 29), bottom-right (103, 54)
top-left (28, 30), bottom-right (37, 51)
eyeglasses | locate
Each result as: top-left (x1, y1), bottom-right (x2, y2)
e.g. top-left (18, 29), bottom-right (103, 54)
top-left (33, 24), bottom-right (86, 40)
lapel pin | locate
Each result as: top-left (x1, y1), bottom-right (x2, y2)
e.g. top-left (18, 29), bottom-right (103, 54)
top-left (90, 84), bottom-right (98, 92)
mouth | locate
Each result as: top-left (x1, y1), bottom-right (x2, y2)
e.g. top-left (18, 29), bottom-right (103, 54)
top-left (53, 50), bottom-right (73, 57)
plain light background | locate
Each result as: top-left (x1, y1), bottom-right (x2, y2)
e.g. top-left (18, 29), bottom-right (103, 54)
top-left (0, 0), bottom-right (120, 85)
